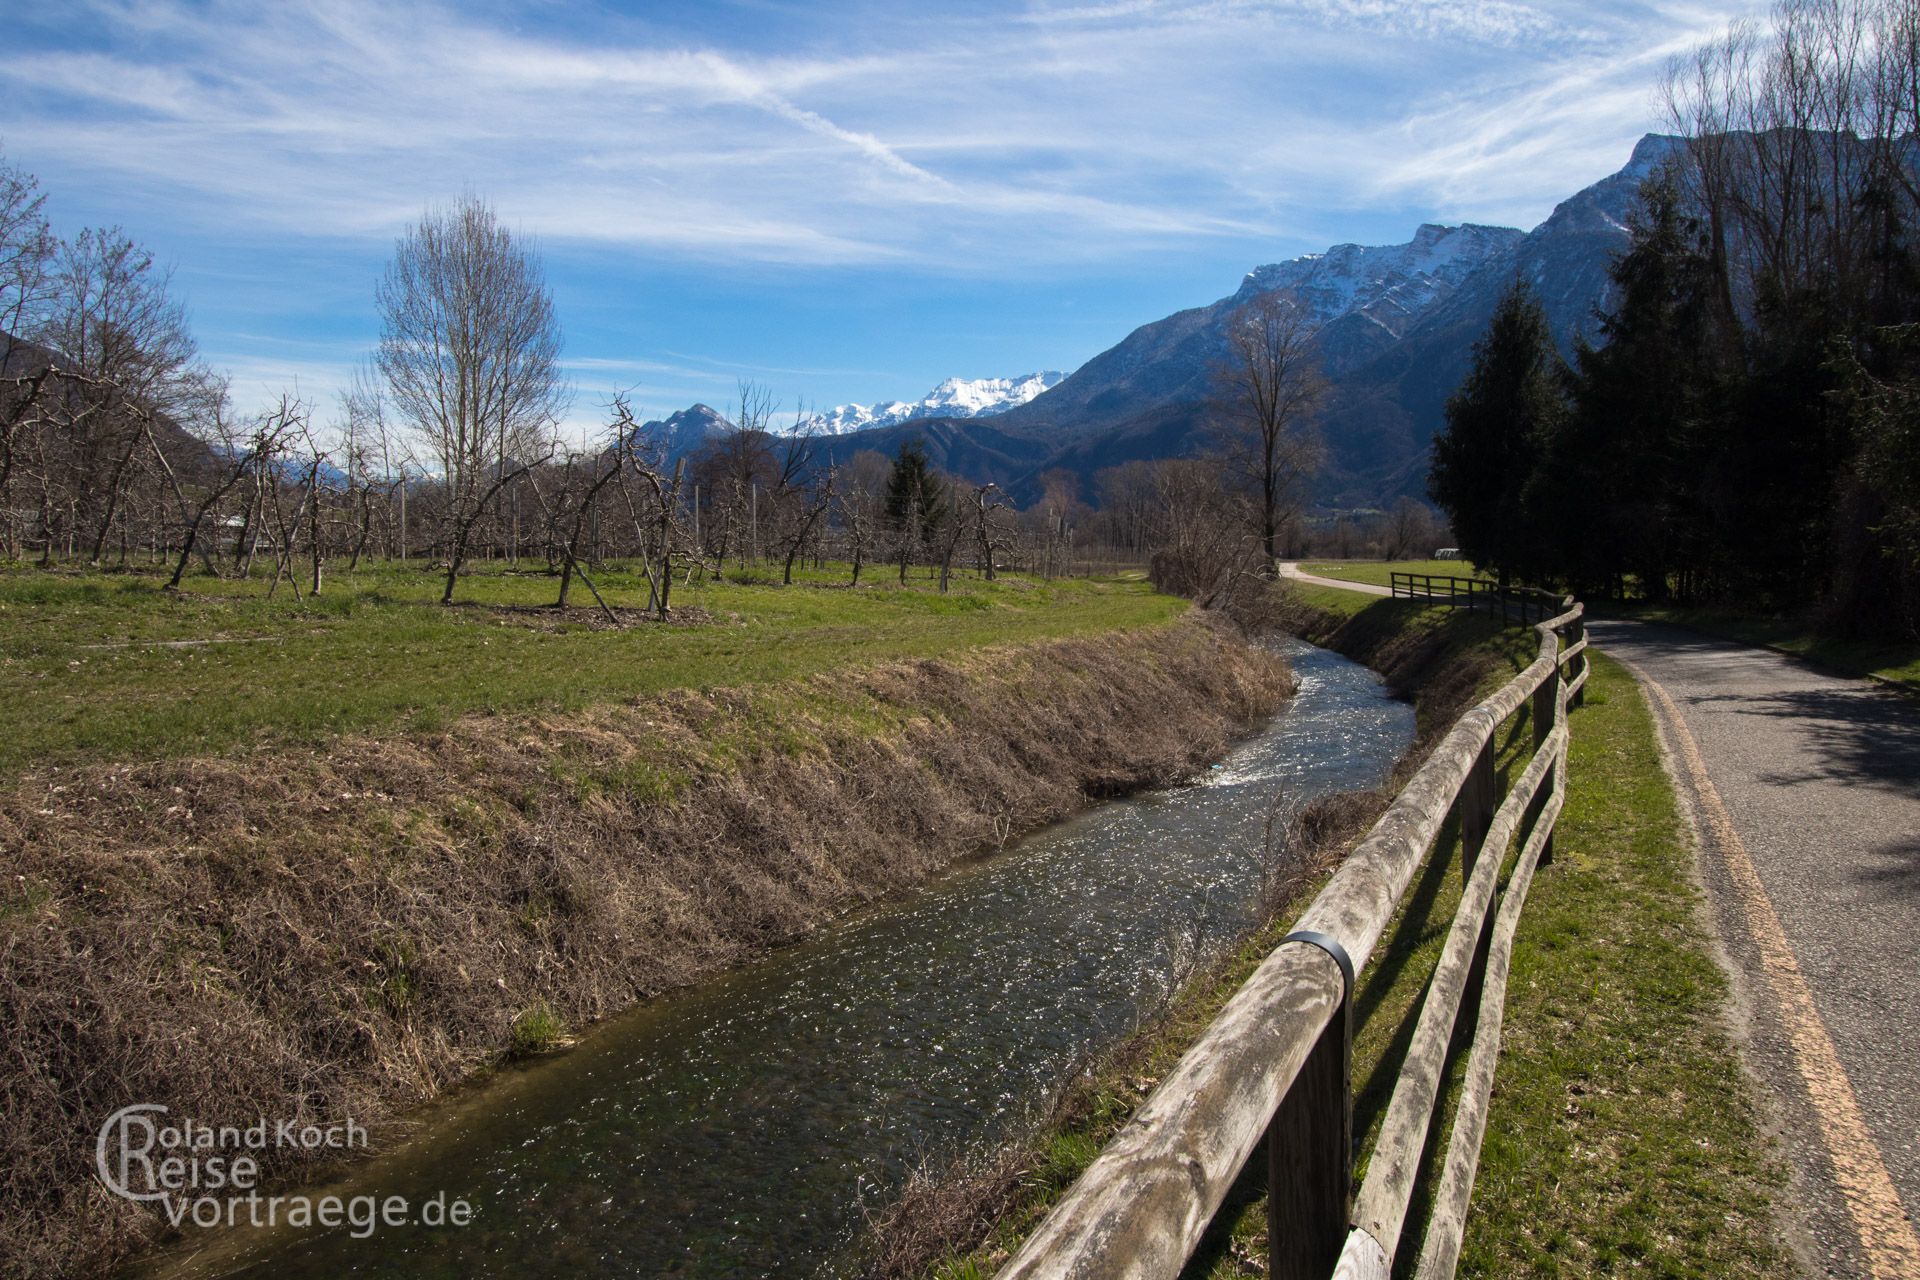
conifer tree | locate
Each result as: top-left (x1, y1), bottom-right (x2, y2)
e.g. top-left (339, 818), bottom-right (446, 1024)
top-left (1546, 169), bottom-right (1724, 600)
top-left (1428, 279), bottom-right (1565, 589)
top-left (885, 439), bottom-right (946, 580)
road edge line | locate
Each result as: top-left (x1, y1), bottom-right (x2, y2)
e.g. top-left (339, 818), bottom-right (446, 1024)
top-left (1612, 651), bottom-right (1920, 1279)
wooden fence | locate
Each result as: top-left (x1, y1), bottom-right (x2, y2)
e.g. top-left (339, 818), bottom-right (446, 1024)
top-left (1390, 572), bottom-right (1565, 626)
top-left (1000, 596), bottom-right (1590, 1280)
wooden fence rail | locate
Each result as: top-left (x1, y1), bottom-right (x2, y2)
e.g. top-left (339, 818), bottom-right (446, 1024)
top-left (1001, 596), bottom-right (1589, 1280)
top-left (1389, 572), bottom-right (1565, 626)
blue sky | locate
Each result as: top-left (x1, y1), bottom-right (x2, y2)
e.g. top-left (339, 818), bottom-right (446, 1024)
top-left (0, 0), bottom-right (1765, 434)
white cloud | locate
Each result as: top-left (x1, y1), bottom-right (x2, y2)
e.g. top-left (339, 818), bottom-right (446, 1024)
top-left (0, 0), bottom-right (1775, 417)
top-left (0, 0), bottom-right (1770, 270)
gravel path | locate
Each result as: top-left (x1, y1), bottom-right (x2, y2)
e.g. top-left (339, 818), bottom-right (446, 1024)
top-left (1276, 561), bottom-right (1393, 596)
top-left (1589, 619), bottom-right (1920, 1279)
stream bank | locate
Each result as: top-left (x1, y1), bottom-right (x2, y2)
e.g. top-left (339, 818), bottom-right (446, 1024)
top-left (869, 587), bottom-right (1540, 1279)
top-left (122, 633), bottom-right (1411, 1280)
top-left (2, 612), bottom-right (1286, 1280)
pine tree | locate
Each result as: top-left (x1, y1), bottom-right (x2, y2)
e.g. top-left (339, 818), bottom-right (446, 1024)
top-left (1547, 169), bottom-right (1724, 600)
top-left (884, 438), bottom-right (946, 552)
top-left (1428, 279), bottom-right (1565, 589)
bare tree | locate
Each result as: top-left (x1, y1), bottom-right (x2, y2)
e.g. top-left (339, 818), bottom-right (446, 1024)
top-left (158, 393), bottom-right (304, 591)
top-left (1028, 469), bottom-right (1082, 579)
top-left (293, 417), bottom-right (334, 595)
top-left (767, 412), bottom-right (831, 585)
top-left (0, 156), bottom-right (53, 555)
top-left (1662, 0), bottom-right (1920, 333)
top-left (337, 369), bottom-right (401, 569)
top-left (608, 396), bottom-right (690, 619)
top-left (38, 228), bottom-right (205, 564)
top-left (916, 476), bottom-right (966, 593)
top-left (965, 481), bottom-right (1008, 580)
top-left (0, 150), bottom-right (53, 370)
top-left (1144, 457), bottom-right (1262, 608)
top-left (375, 195), bottom-right (566, 603)
top-left (1214, 290), bottom-right (1323, 575)
top-left (1382, 495), bottom-right (1440, 560)
top-left (1094, 461), bottom-right (1157, 562)
top-left (836, 449), bottom-right (890, 585)
top-left (524, 446), bottom-right (621, 624)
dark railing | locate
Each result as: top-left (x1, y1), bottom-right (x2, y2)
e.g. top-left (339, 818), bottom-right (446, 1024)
top-left (1002, 597), bottom-right (1589, 1280)
top-left (1391, 572), bottom-right (1565, 626)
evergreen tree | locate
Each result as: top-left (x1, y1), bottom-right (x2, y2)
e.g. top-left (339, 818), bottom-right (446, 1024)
top-left (1428, 279), bottom-right (1565, 588)
top-left (1823, 325), bottom-right (1920, 637)
top-left (1547, 169), bottom-right (1724, 600)
top-left (885, 438), bottom-right (945, 545)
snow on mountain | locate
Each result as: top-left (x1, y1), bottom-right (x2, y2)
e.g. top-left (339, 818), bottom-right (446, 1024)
top-left (797, 371), bottom-right (1067, 436)
top-left (803, 399), bottom-right (915, 435)
top-left (1233, 222), bottom-right (1526, 338)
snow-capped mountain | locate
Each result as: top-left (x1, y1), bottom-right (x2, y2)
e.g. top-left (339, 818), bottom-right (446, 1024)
top-left (637, 133), bottom-right (1684, 508)
top-left (1234, 222), bottom-right (1526, 338)
top-left (987, 221), bottom-right (1524, 445)
top-left (798, 372), bottom-right (1066, 435)
top-left (632, 402), bottom-right (734, 456)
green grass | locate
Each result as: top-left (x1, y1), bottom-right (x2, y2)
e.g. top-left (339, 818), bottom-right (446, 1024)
top-left (1299, 558), bottom-right (1488, 589)
top-left (1599, 599), bottom-right (1920, 690)
top-left (1446, 651), bottom-right (1786, 1276)
top-left (0, 558), bottom-right (1182, 776)
top-left (913, 581), bottom-right (1787, 1278)
top-left (508, 1002), bottom-right (572, 1056)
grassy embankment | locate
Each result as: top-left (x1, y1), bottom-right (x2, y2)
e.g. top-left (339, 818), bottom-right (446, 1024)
top-left (882, 581), bottom-right (1787, 1279)
top-left (0, 558), bottom-right (1296, 1280)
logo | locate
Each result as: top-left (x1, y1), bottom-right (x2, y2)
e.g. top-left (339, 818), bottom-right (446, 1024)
top-left (96, 1104), bottom-right (472, 1237)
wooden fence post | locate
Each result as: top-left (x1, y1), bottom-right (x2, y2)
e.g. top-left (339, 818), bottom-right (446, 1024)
top-left (1269, 937), bottom-right (1352, 1280)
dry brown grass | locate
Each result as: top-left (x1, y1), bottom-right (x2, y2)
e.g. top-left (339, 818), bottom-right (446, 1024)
top-left (0, 613), bottom-right (1286, 1280)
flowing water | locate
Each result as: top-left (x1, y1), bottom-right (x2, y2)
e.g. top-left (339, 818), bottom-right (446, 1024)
top-left (143, 637), bottom-right (1413, 1280)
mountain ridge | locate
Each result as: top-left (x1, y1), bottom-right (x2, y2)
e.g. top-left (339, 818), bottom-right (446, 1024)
top-left (648, 133), bottom-right (1682, 508)
top-left (799, 371), bottom-right (1066, 435)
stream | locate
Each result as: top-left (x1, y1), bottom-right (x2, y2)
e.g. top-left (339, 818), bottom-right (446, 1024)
top-left (140, 636), bottom-right (1414, 1280)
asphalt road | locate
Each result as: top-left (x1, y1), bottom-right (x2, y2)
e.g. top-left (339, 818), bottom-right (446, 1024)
top-left (1588, 619), bottom-right (1920, 1279)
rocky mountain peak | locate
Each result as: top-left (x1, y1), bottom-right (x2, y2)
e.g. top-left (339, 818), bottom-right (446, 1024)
top-left (1232, 221), bottom-right (1526, 338)
top-left (797, 371), bottom-right (1066, 436)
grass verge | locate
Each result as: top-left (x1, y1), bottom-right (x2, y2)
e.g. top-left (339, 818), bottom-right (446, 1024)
top-left (1450, 649), bottom-right (1786, 1276)
top-left (875, 585), bottom-right (1788, 1279)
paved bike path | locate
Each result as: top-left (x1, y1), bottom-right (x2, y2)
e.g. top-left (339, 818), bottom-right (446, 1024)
top-left (1588, 619), bottom-right (1920, 1279)
top-left (1276, 562), bottom-right (1393, 596)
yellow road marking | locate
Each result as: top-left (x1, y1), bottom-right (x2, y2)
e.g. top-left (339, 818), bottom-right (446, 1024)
top-left (1628, 661), bottom-right (1920, 1279)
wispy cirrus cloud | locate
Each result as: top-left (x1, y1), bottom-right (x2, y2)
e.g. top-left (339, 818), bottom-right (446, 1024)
top-left (0, 0), bottom-right (1770, 419)
top-left (1023, 0), bottom-right (1597, 46)
top-left (1, 0), bottom-right (1765, 263)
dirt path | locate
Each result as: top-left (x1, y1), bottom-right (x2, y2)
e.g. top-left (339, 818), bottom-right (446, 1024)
top-left (1276, 561), bottom-right (1393, 596)
top-left (1589, 619), bottom-right (1920, 1279)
